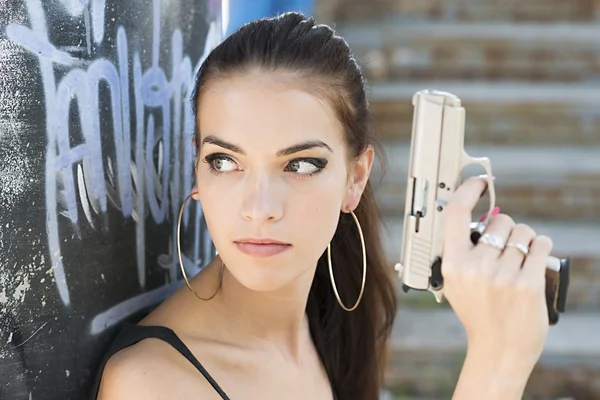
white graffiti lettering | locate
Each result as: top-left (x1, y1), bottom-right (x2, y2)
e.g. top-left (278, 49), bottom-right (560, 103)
top-left (6, 0), bottom-right (221, 332)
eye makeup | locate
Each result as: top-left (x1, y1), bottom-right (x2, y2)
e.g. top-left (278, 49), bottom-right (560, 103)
top-left (202, 153), bottom-right (328, 178)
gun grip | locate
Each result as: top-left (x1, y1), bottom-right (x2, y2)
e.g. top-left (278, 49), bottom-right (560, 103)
top-left (545, 257), bottom-right (570, 325)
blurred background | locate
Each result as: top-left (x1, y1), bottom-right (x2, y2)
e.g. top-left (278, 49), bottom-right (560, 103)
top-left (311, 1), bottom-right (600, 399)
top-left (0, 0), bottom-right (598, 399)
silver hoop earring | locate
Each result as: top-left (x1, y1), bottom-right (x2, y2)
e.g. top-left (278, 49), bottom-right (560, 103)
top-left (177, 192), bottom-right (223, 301)
top-left (327, 209), bottom-right (367, 312)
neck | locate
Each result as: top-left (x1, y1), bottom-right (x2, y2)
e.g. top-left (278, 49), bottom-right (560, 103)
top-left (212, 258), bottom-right (317, 361)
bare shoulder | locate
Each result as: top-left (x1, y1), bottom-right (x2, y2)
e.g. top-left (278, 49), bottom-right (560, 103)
top-left (95, 339), bottom-right (169, 400)
top-left (96, 337), bottom-right (214, 400)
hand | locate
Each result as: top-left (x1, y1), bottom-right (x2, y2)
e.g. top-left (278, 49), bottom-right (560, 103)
top-left (441, 176), bottom-right (552, 375)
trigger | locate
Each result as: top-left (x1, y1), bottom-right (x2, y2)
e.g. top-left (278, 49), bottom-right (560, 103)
top-left (429, 257), bottom-right (443, 290)
top-left (469, 222), bottom-right (486, 244)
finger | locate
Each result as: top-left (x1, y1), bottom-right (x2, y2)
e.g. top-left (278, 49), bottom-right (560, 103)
top-left (496, 223), bottom-right (536, 282)
top-left (519, 235), bottom-right (554, 286)
top-left (472, 213), bottom-right (515, 260)
top-left (443, 176), bottom-right (489, 259)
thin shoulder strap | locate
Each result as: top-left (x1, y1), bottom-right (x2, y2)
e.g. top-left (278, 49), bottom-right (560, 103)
top-left (88, 323), bottom-right (231, 400)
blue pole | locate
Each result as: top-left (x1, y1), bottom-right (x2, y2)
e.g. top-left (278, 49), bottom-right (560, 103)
top-left (226, 0), bottom-right (315, 37)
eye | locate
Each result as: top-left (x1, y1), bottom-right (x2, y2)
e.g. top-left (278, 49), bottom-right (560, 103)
top-left (203, 154), bottom-right (240, 174)
top-left (285, 158), bottom-right (327, 176)
top-left (213, 157), bottom-right (236, 171)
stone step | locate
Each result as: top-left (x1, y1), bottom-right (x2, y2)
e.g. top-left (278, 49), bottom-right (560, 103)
top-left (380, 217), bottom-right (600, 311)
top-left (384, 309), bottom-right (600, 398)
top-left (336, 22), bottom-right (600, 82)
top-left (367, 81), bottom-right (600, 145)
top-left (317, 0), bottom-right (600, 23)
top-left (372, 143), bottom-right (600, 220)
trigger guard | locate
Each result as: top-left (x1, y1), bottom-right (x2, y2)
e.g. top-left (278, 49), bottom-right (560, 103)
top-left (461, 153), bottom-right (496, 227)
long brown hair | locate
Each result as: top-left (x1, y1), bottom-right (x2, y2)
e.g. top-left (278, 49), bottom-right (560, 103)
top-left (191, 12), bottom-right (398, 400)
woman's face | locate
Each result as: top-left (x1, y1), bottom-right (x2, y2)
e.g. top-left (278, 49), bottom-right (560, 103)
top-left (194, 72), bottom-right (372, 292)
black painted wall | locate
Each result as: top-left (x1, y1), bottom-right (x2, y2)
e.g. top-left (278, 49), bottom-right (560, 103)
top-left (0, 1), bottom-right (221, 398)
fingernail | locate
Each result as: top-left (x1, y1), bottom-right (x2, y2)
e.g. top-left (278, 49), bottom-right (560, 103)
top-left (478, 206), bottom-right (500, 222)
top-left (478, 174), bottom-right (496, 181)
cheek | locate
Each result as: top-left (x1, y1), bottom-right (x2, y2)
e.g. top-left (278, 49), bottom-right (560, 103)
top-left (196, 172), bottom-right (235, 248)
top-left (294, 180), bottom-right (343, 215)
top-left (291, 174), bottom-right (347, 255)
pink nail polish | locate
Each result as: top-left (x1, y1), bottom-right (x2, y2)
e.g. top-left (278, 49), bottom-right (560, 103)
top-left (478, 206), bottom-right (500, 222)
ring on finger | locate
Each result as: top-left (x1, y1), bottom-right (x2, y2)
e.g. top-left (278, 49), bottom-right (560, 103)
top-left (505, 241), bottom-right (529, 255)
top-left (478, 233), bottom-right (506, 251)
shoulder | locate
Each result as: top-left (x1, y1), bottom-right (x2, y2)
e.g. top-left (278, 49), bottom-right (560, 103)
top-left (95, 335), bottom-right (212, 400)
top-left (95, 338), bottom-right (167, 400)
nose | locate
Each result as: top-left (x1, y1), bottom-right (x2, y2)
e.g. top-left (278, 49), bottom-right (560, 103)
top-left (240, 172), bottom-right (284, 223)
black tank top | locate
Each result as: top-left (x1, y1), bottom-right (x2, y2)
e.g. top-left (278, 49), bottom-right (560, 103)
top-left (88, 323), bottom-right (339, 400)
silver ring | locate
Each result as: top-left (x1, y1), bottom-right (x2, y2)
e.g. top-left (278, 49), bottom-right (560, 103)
top-left (478, 233), bottom-right (506, 250)
top-left (505, 242), bottom-right (529, 255)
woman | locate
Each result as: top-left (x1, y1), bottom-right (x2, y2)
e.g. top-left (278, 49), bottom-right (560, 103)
top-left (92, 12), bottom-right (553, 400)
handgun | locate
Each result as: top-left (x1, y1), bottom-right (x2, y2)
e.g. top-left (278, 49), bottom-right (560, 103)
top-left (395, 90), bottom-right (570, 325)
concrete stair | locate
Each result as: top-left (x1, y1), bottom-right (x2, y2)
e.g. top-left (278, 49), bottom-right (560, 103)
top-left (385, 310), bottom-right (600, 399)
top-left (317, 0), bottom-right (600, 23)
top-left (316, 1), bottom-right (600, 398)
top-left (368, 81), bottom-right (600, 145)
top-left (337, 23), bottom-right (600, 82)
top-left (373, 141), bottom-right (600, 221)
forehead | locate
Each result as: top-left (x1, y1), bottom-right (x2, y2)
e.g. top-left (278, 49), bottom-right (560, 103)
top-left (197, 73), bottom-right (345, 152)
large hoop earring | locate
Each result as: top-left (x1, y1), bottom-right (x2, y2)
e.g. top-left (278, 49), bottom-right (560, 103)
top-left (177, 192), bottom-right (224, 301)
top-left (327, 209), bottom-right (367, 312)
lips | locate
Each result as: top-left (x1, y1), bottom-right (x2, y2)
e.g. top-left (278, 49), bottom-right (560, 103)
top-left (234, 238), bottom-right (292, 258)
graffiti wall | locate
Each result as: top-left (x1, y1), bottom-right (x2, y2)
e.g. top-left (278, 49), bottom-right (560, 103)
top-left (0, 0), bottom-right (222, 398)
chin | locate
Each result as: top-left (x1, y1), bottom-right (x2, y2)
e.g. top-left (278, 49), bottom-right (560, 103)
top-left (233, 269), bottom-right (299, 293)
top-left (227, 253), bottom-right (310, 293)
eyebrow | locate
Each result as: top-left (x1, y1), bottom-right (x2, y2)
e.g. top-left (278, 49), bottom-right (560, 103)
top-left (201, 135), bottom-right (333, 157)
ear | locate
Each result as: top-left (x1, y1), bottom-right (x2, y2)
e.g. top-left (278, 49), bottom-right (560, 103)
top-left (191, 157), bottom-right (201, 201)
top-left (342, 145), bottom-right (375, 212)
top-left (191, 135), bottom-right (201, 201)
top-left (191, 135), bottom-right (200, 151)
